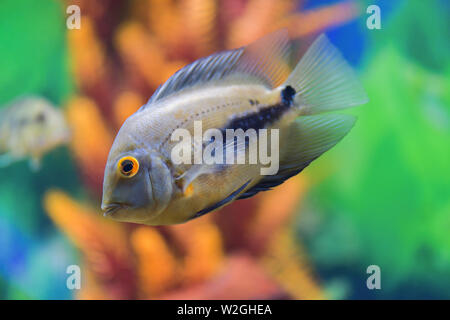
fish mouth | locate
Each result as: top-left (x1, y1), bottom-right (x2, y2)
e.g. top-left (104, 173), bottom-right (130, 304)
top-left (101, 202), bottom-right (129, 217)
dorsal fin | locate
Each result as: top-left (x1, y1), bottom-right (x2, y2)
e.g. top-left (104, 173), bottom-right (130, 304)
top-left (146, 48), bottom-right (245, 105)
top-left (238, 29), bottom-right (291, 88)
top-left (141, 30), bottom-right (291, 109)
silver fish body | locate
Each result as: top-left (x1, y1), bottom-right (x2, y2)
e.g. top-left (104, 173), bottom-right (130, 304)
top-left (102, 30), bottom-right (368, 225)
top-left (0, 96), bottom-right (70, 169)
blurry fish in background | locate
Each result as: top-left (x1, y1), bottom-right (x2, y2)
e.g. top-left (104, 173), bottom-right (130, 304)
top-left (0, 96), bottom-right (71, 170)
top-left (101, 30), bottom-right (368, 225)
top-left (35, 0), bottom-right (367, 300)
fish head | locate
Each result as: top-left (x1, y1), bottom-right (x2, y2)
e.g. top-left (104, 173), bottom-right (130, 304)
top-left (12, 96), bottom-right (71, 155)
top-left (101, 127), bottom-right (173, 223)
top-left (31, 98), bottom-right (70, 140)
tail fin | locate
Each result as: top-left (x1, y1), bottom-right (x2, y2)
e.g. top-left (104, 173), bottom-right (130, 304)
top-left (285, 34), bottom-right (368, 114)
top-left (237, 35), bottom-right (366, 199)
top-left (281, 113), bottom-right (356, 171)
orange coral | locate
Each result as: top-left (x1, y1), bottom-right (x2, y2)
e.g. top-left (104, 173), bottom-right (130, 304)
top-left (168, 217), bottom-right (224, 285)
top-left (113, 91), bottom-right (145, 128)
top-left (181, 0), bottom-right (218, 56)
top-left (44, 190), bottom-right (136, 299)
top-left (146, 0), bottom-right (184, 53)
top-left (161, 254), bottom-right (286, 299)
top-left (76, 266), bottom-right (108, 300)
top-left (65, 96), bottom-right (113, 194)
top-left (278, 1), bottom-right (360, 37)
top-left (131, 227), bottom-right (179, 298)
top-left (247, 176), bottom-right (306, 254)
top-left (227, 0), bottom-right (297, 48)
top-left (67, 16), bottom-right (106, 88)
top-left (115, 22), bottom-right (168, 89)
top-left (262, 228), bottom-right (325, 300)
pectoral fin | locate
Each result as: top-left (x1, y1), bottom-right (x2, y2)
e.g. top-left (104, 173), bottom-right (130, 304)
top-left (176, 132), bottom-right (250, 194)
top-left (176, 163), bottom-right (224, 194)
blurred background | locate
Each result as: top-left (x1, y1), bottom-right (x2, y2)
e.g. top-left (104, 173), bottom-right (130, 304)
top-left (0, 0), bottom-right (449, 299)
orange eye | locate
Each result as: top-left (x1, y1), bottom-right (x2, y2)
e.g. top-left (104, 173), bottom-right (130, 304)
top-left (118, 156), bottom-right (139, 178)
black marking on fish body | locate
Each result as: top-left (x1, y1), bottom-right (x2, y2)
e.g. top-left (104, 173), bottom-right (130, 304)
top-left (223, 85), bottom-right (295, 132)
top-left (281, 85), bottom-right (296, 105)
top-left (35, 112), bottom-right (46, 123)
top-left (201, 87), bottom-right (295, 163)
top-left (225, 100), bottom-right (291, 133)
top-left (193, 179), bottom-right (252, 219)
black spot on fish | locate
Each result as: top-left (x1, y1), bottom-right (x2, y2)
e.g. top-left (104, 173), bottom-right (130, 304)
top-left (36, 112), bottom-right (46, 123)
top-left (225, 100), bottom-right (291, 132)
top-left (281, 85), bottom-right (296, 105)
top-left (201, 93), bottom-right (294, 163)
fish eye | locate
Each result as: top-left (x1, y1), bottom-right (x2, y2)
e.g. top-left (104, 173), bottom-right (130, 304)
top-left (117, 156), bottom-right (139, 178)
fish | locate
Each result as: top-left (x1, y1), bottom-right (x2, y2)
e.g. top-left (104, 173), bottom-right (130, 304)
top-left (0, 96), bottom-right (71, 170)
top-left (101, 30), bottom-right (368, 225)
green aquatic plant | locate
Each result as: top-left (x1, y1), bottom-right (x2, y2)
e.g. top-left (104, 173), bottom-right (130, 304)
top-left (301, 43), bottom-right (450, 298)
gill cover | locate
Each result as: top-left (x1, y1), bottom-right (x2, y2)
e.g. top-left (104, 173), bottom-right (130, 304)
top-left (146, 153), bottom-right (173, 217)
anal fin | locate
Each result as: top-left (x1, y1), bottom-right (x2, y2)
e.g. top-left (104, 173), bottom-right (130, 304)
top-left (192, 179), bottom-right (251, 219)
